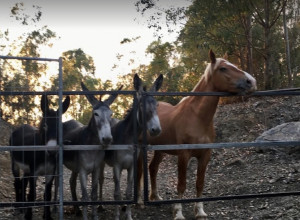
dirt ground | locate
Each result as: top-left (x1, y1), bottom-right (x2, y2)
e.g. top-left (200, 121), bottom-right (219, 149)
top-left (0, 95), bottom-right (300, 220)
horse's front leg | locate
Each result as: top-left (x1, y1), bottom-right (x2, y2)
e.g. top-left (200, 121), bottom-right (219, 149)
top-left (113, 166), bottom-right (122, 220)
top-left (43, 174), bottom-right (54, 220)
top-left (194, 150), bottom-right (211, 220)
top-left (149, 151), bottom-right (164, 201)
top-left (173, 154), bottom-right (189, 220)
top-left (79, 170), bottom-right (89, 220)
top-left (91, 169), bottom-right (100, 220)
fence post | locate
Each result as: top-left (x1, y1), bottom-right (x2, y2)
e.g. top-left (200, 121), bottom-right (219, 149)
top-left (58, 57), bottom-right (64, 219)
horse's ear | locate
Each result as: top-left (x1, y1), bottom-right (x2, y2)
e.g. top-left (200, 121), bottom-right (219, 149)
top-left (133, 74), bottom-right (143, 92)
top-left (62, 96), bottom-right (70, 114)
top-left (81, 82), bottom-right (98, 106)
top-left (209, 49), bottom-right (216, 64)
top-left (223, 52), bottom-right (228, 60)
top-left (41, 94), bottom-right (49, 115)
top-left (150, 74), bottom-right (163, 92)
top-left (103, 85), bottom-right (123, 106)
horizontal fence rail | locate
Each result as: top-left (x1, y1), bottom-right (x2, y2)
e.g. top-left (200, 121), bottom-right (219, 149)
top-left (2, 141), bottom-right (300, 152)
top-left (2, 89), bottom-right (300, 96)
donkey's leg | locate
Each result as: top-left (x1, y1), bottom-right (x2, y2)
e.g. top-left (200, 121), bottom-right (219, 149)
top-left (70, 171), bottom-right (81, 216)
top-left (149, 151), bottom-right (164, 201)
top-left (43, 175), bottom-right (54, 220)
top-left (125, 167), bottom-right (134, 220)
top-left (91, 169), bottom-right (99, 220)
top-left (173, 154), bottom-right (189, 220)
top-left (25, 175), bottom-right (36, 220)
top-left (52, 165), bottom-right (59, 213)
top-left (11, 161), bottom-right (22, 203)
top-left (98, 162), bottom-right (105, 211)
top-left (21, 176), bottom-right (29, 204)
top-left (79, 170), bottom-right (89, 220)
top-left (137, 152), bottom-right (144, 207)
top-left (194, 150), bottom-right (211, 220)
top-left (113, 166), bottom-right (122, 220)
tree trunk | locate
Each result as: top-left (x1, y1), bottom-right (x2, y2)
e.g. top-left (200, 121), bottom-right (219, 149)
top-left (283, 4), bottom-right (292, 87)
top-left (246, 15), bottom-right (253, 76)
top-left (264, 0), bottom-right (272, 90)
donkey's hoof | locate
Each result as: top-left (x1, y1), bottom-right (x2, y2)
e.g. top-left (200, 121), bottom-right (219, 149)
top-left (174, 215), bottom-right (185, 220)
top-left (196, 217), bottom-right (208, 220)
top-left (98, 205), bottom-right (106, 212)
top-left (75, 209), bottom-right (82, 217)
top-left (149, 193), bottom-right (163, 201)
top-left (25, 212), bottom-right (32, 220)
top-left (136, 202), bottom-right (145, 209)
top-left (43, 215), bottom-right (53, 220)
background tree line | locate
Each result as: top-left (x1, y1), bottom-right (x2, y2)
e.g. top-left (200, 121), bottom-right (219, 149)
top-left (1, 0), bottom-right (300, 126)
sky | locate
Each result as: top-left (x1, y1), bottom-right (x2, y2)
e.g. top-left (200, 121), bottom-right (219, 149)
top-left (0, 0), bottom-right (189, 84)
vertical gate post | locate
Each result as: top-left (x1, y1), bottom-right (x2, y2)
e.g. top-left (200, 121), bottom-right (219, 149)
top-left (58, 57), bottom-right (64, 219)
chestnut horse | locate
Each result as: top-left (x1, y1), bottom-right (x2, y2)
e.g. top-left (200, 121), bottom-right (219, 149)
top-left (145, 50), bottom-right (257, 220)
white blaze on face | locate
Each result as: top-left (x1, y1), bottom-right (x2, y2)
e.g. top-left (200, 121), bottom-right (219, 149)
top-left (224, 61), bottom-right (239, 69)
top-left (98, 120), bottom-right (112, 144)
top-left (225, 60), bottom-right (257, 91)
top-left (243, 71), bottom-right (257, 90)
top-left (46, 139), bottom-right (57, 147)
top-left (94, 108), bottom-right (113, 145)
top-left (147, 113), bottom-right (161, 136)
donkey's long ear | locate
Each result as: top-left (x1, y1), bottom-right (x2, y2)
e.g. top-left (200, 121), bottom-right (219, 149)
top-left (103, 85), bottom-right (123, 106)
top-left (62, 96), bottom-right (70, 114)
top-left (41, 94), bottom-right (49, 116)
top-left (81, 82), bottom-right (98, 106)
top-left (134, 74), bottom-right (143, 92)
top-left (150, 74), bottom-right (163, 92)
top-left (209, 49), bottom-right (216, 64)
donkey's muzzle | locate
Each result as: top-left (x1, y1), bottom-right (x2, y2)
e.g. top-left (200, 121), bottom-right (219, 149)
top-left (102, 137), bottom-right (113, 146)
top-left (149, 128), bottom-right (161, 137)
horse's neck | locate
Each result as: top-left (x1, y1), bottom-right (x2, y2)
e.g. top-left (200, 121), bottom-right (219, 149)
top-left (181, 77), bottom-right (219, 124)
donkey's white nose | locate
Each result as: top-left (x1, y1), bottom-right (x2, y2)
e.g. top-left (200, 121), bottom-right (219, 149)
top-left (47, 139), bottom-right (57, 147)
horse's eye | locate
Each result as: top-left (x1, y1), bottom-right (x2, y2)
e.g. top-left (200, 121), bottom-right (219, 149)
top-left (94, 112), bottom-right (99, 117)
top-left (220, 67), bottom-right (227, 72)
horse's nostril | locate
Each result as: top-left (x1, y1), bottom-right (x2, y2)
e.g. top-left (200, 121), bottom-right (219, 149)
top-left (246, 79), bottom-right (252, 85)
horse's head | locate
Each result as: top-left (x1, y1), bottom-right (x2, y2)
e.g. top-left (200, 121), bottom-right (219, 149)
top-left (206, 50), bottom-right (257, 95)
top-left (40, 95), bottom-right (70, 148)
top-left (134, 74), bottom-right (163, 136)
top-left (81, 82), bottom-right (120, 146)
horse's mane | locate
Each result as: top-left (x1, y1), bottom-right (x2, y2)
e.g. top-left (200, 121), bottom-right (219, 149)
top-left (201, 58), bottom-right (223, 86)
top-left (179, 58), bottom-right (223, 103)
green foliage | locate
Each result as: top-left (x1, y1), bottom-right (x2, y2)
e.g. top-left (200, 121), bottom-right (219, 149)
top-left (136, 0), bottom-right (300, 90)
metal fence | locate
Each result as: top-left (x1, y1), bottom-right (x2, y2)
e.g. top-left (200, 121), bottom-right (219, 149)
top-left (1, 55), bottom-right (300, 219)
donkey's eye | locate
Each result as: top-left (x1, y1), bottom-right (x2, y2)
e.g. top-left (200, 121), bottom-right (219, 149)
top-left (94, 113), bottom-right (99, 117)
top-left (220, 67), bottom-right (227, 72)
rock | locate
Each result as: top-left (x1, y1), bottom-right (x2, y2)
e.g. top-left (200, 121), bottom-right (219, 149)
top-left (255, 122), bottom-right (300, 154)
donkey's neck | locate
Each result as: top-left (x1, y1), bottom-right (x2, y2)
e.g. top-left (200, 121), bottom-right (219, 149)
top-left (117, 108), bottom-right (142, 144)
top-left (86, 117), bottom-right (100, 142)
top-left (182, 76), bottom-right (219, 125)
